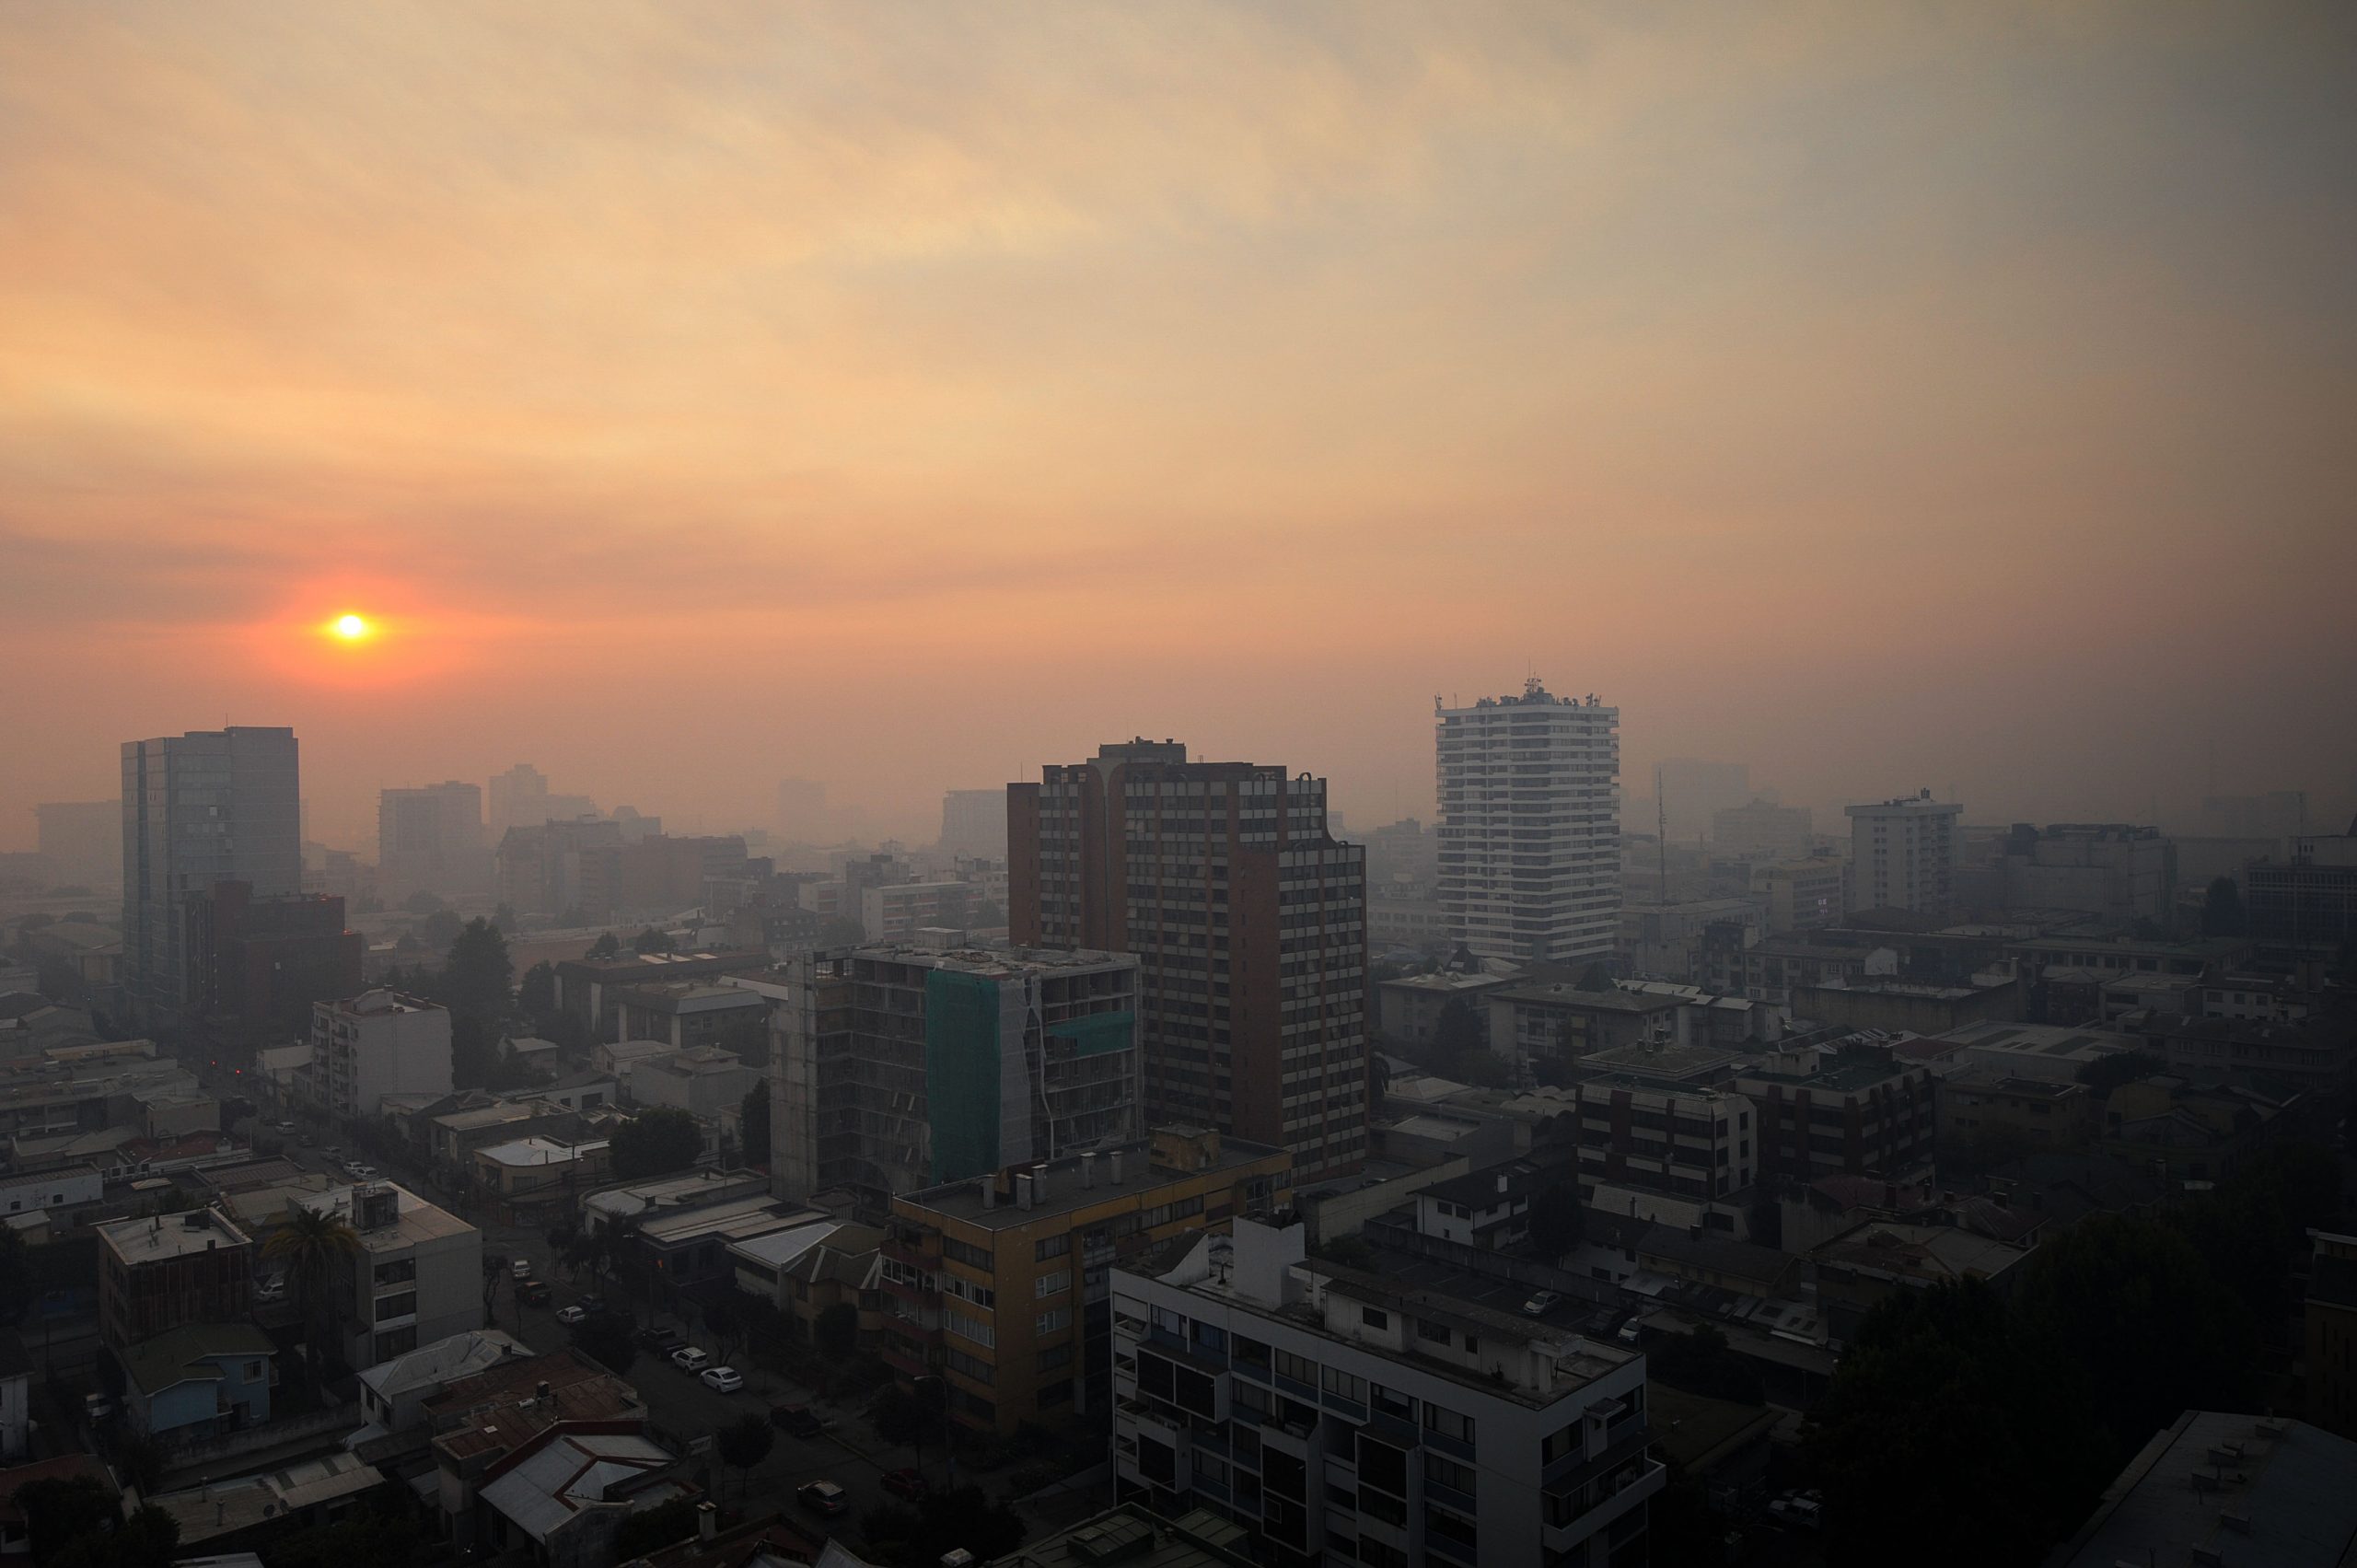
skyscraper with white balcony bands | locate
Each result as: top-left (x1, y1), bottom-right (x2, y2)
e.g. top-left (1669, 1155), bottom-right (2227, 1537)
top-left (1435, 682), bottom-right (1620, 968)
top-left (122, 726), bottom-right (302, 1029)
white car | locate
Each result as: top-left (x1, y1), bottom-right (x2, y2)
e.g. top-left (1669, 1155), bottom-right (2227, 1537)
top-left (555, 1306), bottom-right (587, 1325)
top-left (511, 1258), bottom-right (535, 1280)
top-left (253, 1277), bottom-right (286, 1302)
top-left (348, 1165), bottom-right (377, 1180)
top-left (1521, 1291), bottom-right (1561, 1317)
top-left (701, 1366), bottom-right (744, 1394)
top-left (671, 1346), bottom-right (712, 1373)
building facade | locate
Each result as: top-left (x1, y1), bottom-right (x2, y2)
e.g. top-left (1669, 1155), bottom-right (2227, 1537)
top-left (1435, 683), bottom-right (1621, 970)
top-left (1009, 741), bottom-right (1369, 1181)
top-left (773, 946), bottom-right (1144, 1212)
top-left (122, 726), bottom-right (302, 1028)
top-left (1844, 793), bottom-right (1963, 916)
top-left (183, 880), bottom-right (362, 1059)
top-left (1112, 1218), bottom-right (1662, 1568)
top-left (882, 1127), bottom-right (1292, 1434)
top-left (97, 1208), bottom-right (254, 1351)
top-left (305, 991), bottom-right (453, 1120)
top-left (377, 782), bottom-right (489, 903)
top-left (939, 789), bottom-right (1010, 860)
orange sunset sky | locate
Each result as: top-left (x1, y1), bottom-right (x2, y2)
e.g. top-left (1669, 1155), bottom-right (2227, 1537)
top-left (4, 2), bottom-right (2353, 849)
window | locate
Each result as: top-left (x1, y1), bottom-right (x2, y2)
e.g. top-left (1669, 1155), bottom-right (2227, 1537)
top-left (375, 1292), bottom-right (416, 1322)
top-left (941, 1274), bottom-right (994, 1308)
top-left (1034, 1270), bottom-right (1070, 1298)
top-left (942, 1237), bottom-right (993, 1271)
top-left (1321, 1366), bottom-right (1365, 1403)
top-left (946, 1311), bottom-right (994, 1347)
top-left (373, 1259), bottom-right (416, 1286)
top-left (1038, 1342), bottom-right (1073, 1373)
top-left (1235, 1335), bottom-right (1271, 1371)
top-left (944, 1347), bottom-right (993, 1384)
top-left (1426, 1455), bottom-right (1477, 1496)
top-left (1272, 1347), bottom-right (1318, 1385)
top-left (1036, 1307), bottom-right (1071, 1336)
top-left (1034, 1234), bottom-right (1071, 1262)
top-left (1369, 1383), bottom-right (1411, 1421)
top-left (1415, 1318), bottom-right (1451, 1344)
top-left (1192, 1321), bottom-right (1226, 1353)
top-left (243, 1360), bottom-right (263, 1380)
top-left (1356, 1433), bottom-right (1409, 1494)
top-left (1422, 1402), bottom-right (1476, 1446)
top-left (1360, 1307), bottom-right (1389, 1330)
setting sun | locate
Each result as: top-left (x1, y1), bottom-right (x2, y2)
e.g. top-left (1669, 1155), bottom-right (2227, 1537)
top-left (333, 614), bottom-right (368, 640)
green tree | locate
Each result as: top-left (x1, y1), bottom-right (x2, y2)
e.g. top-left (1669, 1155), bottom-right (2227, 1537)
top-left (1805, 1282), bottom-right (2107, 1568)
top-left (716, 1411), bottom-right (774, 1503)
top-left (517, 960), bottom-right (558, 1021)
top-left (441, 918), bottom-right (514, 1028)
top-left (51, 1502), bottom-right (180, 1568)
top-left (15, 1474), bottom-right (116, 1561)
top-left (0, 1225), bottom-right (36, 1326)
top-left (418, 908), bottom-right (464, 948)
top-left (2015, 1213), bottom-right (2259, 1452)
top-left (632, 926), bottom-right (676, 955)
top-left (610, 1107), bottom-right (704, 1180)
top-left (1527, 1183), bottom-right (1585, 1260)
top-left (586, 932), bottom-right (621, 959)
top-left (815, 1299), bottom-right (860, 1362)
top-left (1431, 999), bottom-right (1483, 1058)
top-left (263, 1205), bottom-right (362, 1380)
top-left (1648, 1325), bottom-right (1764, 1405)
top-left (704, 1293), bottom-right (744, 1363)
top-left (2073, 1050), bottom-right (2165, 1098)
top-left (739, 1080), bottom-right (771, 1171)
top-left (610, 1494), bottom-right (700, 1559)
top-left (111, 1431), bottom-right (165, 1495)
top-left (2200, 876), bottom-right (2247, 937)
top-left (570, 1310), bottom-right (638, 1377)
top-left (448, 1013), bottom-right (498, 1091)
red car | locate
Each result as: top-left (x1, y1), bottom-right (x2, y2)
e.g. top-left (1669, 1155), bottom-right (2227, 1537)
top-left (881, 1468), bottom-right (928, 1502)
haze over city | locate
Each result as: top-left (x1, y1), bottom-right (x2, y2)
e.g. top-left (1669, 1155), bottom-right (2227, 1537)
top-left (6, 1), bottom-right (2354, 850)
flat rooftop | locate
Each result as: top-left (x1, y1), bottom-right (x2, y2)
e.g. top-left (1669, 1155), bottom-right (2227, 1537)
top-left (477, 1137), bottom-right (607, 1168)
top-left (2053, 1411), bottom-right (2357, 1568)
top-left (97, 1208), bottom-right (249, 1261)
top-left (636, 1195), bottom-right (817, 1248)
top-left (846, 943), bottom-right (1138, 981)
top-left (1937, 1020), bottom-right (2133, 1059)
top-left (1579, 1042), bottom-right (1740, 1082)
top-left (1492, 981), bottom-right (1684, 1014)
top-left (902, 1136), bottom-right (1288, 1232)
top-left (297, 1182), bottom-right (473, 1253)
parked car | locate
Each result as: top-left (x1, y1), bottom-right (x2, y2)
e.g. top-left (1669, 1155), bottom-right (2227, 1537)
top-left (484, 1253), bottom-right (509, 1273)
top-left (638, 1326), bottom-right (688, 1354)
top-left (671, 1347), bottom-right (712, 1374)
top-left (576, 1295), bottom-right (605, 1315)
top-left (253, 1275), bottom-right (286, 1302)
top-left (796, 1481), bottom-right (849, 1518)
top-left (1769, 1494), bottom-right (1823, 1530)
top-left (771, 1403), bottom-right (824, 1438)
top-left (881, 1469), bottom-right (927, 1502)
top-left (511, 1258), bottom-right (534, 1280)
top-left (555, 1305), bottom-right (587, 1325)
top-left (517, 1279), bottom-right (552, 1306)
top-left (296, 1133), bottom-right (314, 1147)
top-left (348, 1165), bottom-right (377, 1180)
top-left (322, 1145), bottom-right (343, 1159)
top-left (701, 1366), bottom-right (745, 1394)
top-left (1522, 1291), bottom-right (1562, 1317)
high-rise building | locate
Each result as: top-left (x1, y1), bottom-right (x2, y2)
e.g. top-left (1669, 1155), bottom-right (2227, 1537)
top-left (1111, 1216), bottom-right (1663, 1568)
top-left (940, 788), bottom-right (1010, 859)
top-left (1009, 740), bottom-right (1368, 1181)
top-left (773, 945), bottom-right (1144, 1213)
top-left (33, 800), bottom-right (122, 891)
top-left (377, 782), bottom-right (489, 902)
top-left (1655, 759), bottom-right (1751, 843)
top-left (1845, 792), bottom-right (1964, 915)
top-left (1435, 682), bottom-right (1620, 969)
top-left (488, 763), bottom-right (598, 836)
top-left (303, 989), bottom-right (453, 1120)
top-left (122, 726), bottom-right (302, 1028)
top-left (185, 880), bottom-right (364, 1057)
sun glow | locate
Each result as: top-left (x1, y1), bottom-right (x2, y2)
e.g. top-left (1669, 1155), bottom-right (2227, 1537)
top-left (333, 613), bottom-right (368, 640)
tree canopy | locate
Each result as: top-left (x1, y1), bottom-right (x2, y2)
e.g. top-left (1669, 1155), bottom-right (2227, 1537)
top-left (569, 1310), bottom-right (637, 1376)
top-left (2200, 876), bottom-right (2247, 936)
top-left (1527, 1183), bottom-right (1585, 1260)
top-left (632, 926), bottom-right (677, 955)
top-left (611, 1107), bottom-right (704, 1180)
top-left (517, 959), bottom-right (557, 1021)
top-left (586, 932), bottom-right (622, 959)
top-left (441, 918), bottom-right (514, 1028)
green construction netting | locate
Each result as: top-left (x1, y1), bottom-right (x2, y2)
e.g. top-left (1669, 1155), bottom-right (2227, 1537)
top-left (1047, 1010), bottom-right (1135, 1058)
top-left (926, 968), bottom-right (1002, 1182)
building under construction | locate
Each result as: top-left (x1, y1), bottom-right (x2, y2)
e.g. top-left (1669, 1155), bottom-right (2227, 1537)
top-left (772, 945), bottom-right (1141, 1217)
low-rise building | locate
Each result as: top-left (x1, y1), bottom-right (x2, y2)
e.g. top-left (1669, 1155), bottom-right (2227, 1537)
top-left (629, 1046), bottom-right (761, 1121)
top-left (1409, 1159), bottom-right (1550, 1251)
top-left (2306, 1231), bottom-right (2357, 1440)
top-left (295, 1180), bottom-right (482, 1369)
top-left (861, 879), bottom-right (980, 941)
top-left (354, 1328), bottom-right (532, 1436)
top-left (1937, 1072), bottom-right (2095, 1159)
top-left (1788, 973), bottom-right (2024, 1035)
top-left (1730, 1054), bottom-right (1936, 1184)
top-left (120, 1322), bottom-right (276, 1440)
top-left (97, 1208), bottom-right (253, 1351)
top-left (147, 1451), bottom-right (383, 1555)
top-left (1749, 859), bottom-right (1846, 935)
top-left (1112, 1217), bottom-right (1664, 1568)
top-left (1530, 1072), bottom-right (1759, 1208)
top-left (612, 981), bottom-right (770, 1061)
top-left (470, 1138), bottom-right (613, 1224)
top-left (1374, 970), bottom-right (1515, 1047)
top-left (2049, 1411), bottom-right (2357, 1568)
top-left (1484, 981), bottom-right (1683, 1074)
top-left (883, 1127), bottom-right (1293, 1434)
top-left (1808, 1220), bottom-right (2035, 1341)
top-left (552, 951), bottom-right (767, 1042)
top-left (726, 1219), bottom-right (885, 1343)
top-left (2096, 1076), bottom-right (2299, 1186)
top-left (430, 1101), bottom-right (580, 1178)
top-left (2125, 1013), bottom-right (2355, 1098)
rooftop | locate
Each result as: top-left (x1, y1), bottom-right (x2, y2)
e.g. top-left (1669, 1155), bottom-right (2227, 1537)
top-left (359, 1327), bottom-right (532, 1401)
top-left (2052, 1411), bottom-right (2357, 1568)
top-left (427, 1348), bottom-right (644, 1466)
top-left (296, 1180), bottom-right (475, 1253)
top-left (838, 942), bottom-right (1139, 981)
top-left (1938, 1020), bottom-right (2136, 1061)
top-left (636, 1194), bottom-right (818, 1249)
top-left (151, 1453), bottom-right (382, 1547)
top-left (584, 1167), bottom-right (771, 1220)
top-left (1577, 1042), bottom-right (1742, 1084)
top-left (478, 1431), bottom-right (681, 1543)
top-left (1811, 1220), bottom-right (2032, 1284)
top-left (97, 1207), bottom-right (250, 1262)
top-left (319, 989), bottom-right (440, 1019)
top-left (900, 1134), bottom-right (1288, 1233)
top-left (1007, 1505), bottom-right (1257, 1568)
top-left (477, 1136), bottom-right (608, 1168)
top-left (121, 1321), bottom-right (276, 1396)
top-left (1492, 980), bottom-right (1685, 1014)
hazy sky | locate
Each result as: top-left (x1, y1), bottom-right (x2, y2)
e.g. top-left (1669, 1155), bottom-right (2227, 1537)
top-left (5, 1), bottom-right (2353, 851)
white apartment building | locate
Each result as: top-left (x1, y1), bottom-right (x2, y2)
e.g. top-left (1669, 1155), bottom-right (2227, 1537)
top-left (296, 1179), bottom-right (482, 1368)
top-left (1113, 1219), bottom-right (1662, 1568)
top-left (306, 990), bottom-right (452, 1119)
top-left (1845, 793), bottom-right (1963, 916)
top-left (1435, 682), bottom-right (1621, 968)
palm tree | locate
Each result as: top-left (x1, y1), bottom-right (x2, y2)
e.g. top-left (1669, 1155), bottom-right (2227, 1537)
top-left (263, 1205), bottom-right (361, 1383)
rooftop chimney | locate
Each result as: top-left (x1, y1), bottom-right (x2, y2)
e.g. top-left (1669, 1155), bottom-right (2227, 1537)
top-left (536, 1380), bottom-right (552, 1400)
top-left (1081, 1152), bottom-right (1097, 1189)
top-left (1016, 1173), bottom-right (1034, 1210)
top-left (981, 1176), bottom-right (998, 1210)
top-left (1031, 1163), bottom-right (1049, 1202)
top-left (1109, 1149), bottom-right (1125, 1184)
top-left (697, 1501), bottom-right (718, 1543)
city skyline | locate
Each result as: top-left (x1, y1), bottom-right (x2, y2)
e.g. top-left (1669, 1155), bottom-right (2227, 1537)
top-left (5, 4), bottom-right (2353, 847)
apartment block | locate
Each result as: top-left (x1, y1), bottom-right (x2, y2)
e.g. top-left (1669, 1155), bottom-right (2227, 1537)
top-left (1710, 800), bottom-right (1814, 860)
top-left (1731, 1055), bottom-right (1936, 1182)
top-left (1544, 1074), bottom-right (1759, 1205)
top-left (1112, 1218), bottom-right (1663, 1568)
top-left (308, 1179), bottom-right (482, 1367)
top-left (377, 782), bottom-right (490, 902)
top-left (1010, 739), bottom-right (1370, 1181)
top-left (183, 880), bottom-right (363, 1058)
top-left (122, 726), bottom-right (302, 1028)
top-left (97, 1208), bottom-right (254, 1351)
top-left (772, 945), bottom-right (1142, 1213)
top-left (1749, 859), bottom-right (1846, 935)
top-left (882, 1127), bottom-right (1292, 1434)
top-left (1435, 683), bottom-right (1621, 969)
top-left (304, 990), bottom-right (452, 1120)
top-left (862, 880), bottom-right (980, 941)
top-left (1845, 793), bottom-right (1962, 916)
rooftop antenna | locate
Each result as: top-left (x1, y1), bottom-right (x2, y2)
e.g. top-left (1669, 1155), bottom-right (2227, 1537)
top-left (1655, 762), bottom-right (1667, 903)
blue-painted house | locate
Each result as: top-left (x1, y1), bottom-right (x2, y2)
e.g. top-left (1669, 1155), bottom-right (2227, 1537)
top-left (121, 1323), bottom-right (276, 1439)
